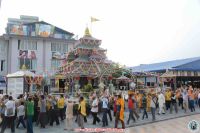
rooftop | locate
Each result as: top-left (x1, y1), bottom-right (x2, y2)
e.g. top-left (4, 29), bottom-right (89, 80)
top-left (131, 57), bottom-right (200, 72)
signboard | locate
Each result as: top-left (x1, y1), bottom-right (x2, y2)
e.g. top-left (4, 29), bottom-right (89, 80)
top-left (19, 50), bottom-right (36, 59)
top-left (9, 25), bottom-right (28, 36)
top-left (52, 52), bottom-right (66, 60)
top-left (36, 24), bottom-right (54, 37)
top-left (7, 78), bottom-right (24, 97)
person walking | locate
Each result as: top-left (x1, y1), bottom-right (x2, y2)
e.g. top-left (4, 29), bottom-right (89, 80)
top-left (49, 96), bottom-right (59, 126)
top-left (91, 96), bottom-right (100, 125)
top-left (26, 96), bottom-right (34, 133)
top-left (16, 102), bottom-right (26, 128)
top-left (115, 94), bottom-right (125, 129)
top-left (171, 92), bottom-right (178, 113)
top-left (182, 89), bottom-right (189, 113)
top-left (142, 93), bottom-right (148, 120)
top-left (198, 91), bottom-right (200, 108)
top-left (177, 90), bottom-right (183, 109)
top-left (165, 89), bottom-right (172, 111)
top-left (101, 95), bottom-right (108, 127)
top-left (150, 93), bottom-right (157, 121)
top-left (64, 98), bottom-right (74, 131)
top-left (38, 95), bottom-right (46, 128)
top-left (1, 96), bottom-right (16, 133)
top-left (57, 94), bottom-right (65, 121)
top-left (127, 94), bottom-right (135, 125)
top-left (77, 96), bottom-right (86, 129)
top-left (33, 94), bottom-right (39, 123)
top-left (189, 90), bottom-right (195, 112)
top-left (158, 91), bottom-right (165, 115)
top-left (113, 95), bottom-right (117, 117)
top-left (132, 94), bottom-right (140, 120)
top-left (107, 96), bottom-right (112, 122)
top-left (0, 96), bottom-right (8, 127)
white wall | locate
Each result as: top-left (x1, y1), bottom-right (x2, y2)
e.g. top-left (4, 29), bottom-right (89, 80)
top-left (44, 40), bottom-right (52, 72)
top-left (36, 40), bottom-right (44, 74)
top-left (9, 38), bottom-right (18, 73)
top-left (0, 38), bottom-right (8, 76)
top-left (6, 36), bottom-right (75, 75)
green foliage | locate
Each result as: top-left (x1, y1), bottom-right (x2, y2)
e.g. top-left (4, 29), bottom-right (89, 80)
top-left (111, 63), bottom-right (133, 79)
top-left (84, 83), bottom-right (93, 92)
top-left (81, 83), bottom-right (93, 97)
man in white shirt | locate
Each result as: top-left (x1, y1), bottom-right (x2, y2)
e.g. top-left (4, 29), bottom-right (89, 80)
top-left (91, 96), bottom-right (100, 125)
top-left (158, 92), bottom-right (165, 115)
top-left (101, 95), bottom-right (108, 127)
top-left (182, 90), bottom-right (189, 113)
top-left (16, 102), bottom-right (26, 128)
top-left (1, 96), bottom-right (16, 133)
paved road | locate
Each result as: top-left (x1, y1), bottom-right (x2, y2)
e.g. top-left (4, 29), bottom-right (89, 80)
top-left (3, 106), bottom-right (200, 133)
top-left (126, 114), bottom-right (200, 133)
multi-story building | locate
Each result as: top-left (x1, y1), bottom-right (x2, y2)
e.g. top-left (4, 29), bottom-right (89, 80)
top-left (0, 15), bottom-right (76, 93)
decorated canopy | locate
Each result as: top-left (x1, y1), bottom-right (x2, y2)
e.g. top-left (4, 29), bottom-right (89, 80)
top-left (7, 70), bottom-right (36, 78)
top-left (57, 27), bottom-right (114, 78)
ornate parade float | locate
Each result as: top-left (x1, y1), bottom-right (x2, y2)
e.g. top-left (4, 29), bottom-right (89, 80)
top-left (57, 27), bottom-right (116, 94)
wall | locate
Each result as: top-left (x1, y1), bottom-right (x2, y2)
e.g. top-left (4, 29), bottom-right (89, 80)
top-left (8, 38), bottom-right (18, 73)
top-left (0, 38), bottom-right (8, 76)
top-left (36, 40), bottom-right (44, 74)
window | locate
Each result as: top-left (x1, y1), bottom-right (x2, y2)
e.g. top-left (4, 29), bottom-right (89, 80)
top-left (50, 79), bottom-right (55, 88)
top-left (19, 58), bottom-right (37, 70)
top-left (1, 60), bottom-right (5, 71)
top-left (51, 60), bottom-right (61, 69)
top-left (150, 82), bottom-right (155, 87)
top-left (0, 44), bottom-right (6, 52)
top-left (18, 39), bottom-right (37, 50)
top-left (51, 42), bottom-right (68, 53)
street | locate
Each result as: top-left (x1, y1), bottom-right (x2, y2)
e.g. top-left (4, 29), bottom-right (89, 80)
top-left (126, 114), bottom-right (200, 133)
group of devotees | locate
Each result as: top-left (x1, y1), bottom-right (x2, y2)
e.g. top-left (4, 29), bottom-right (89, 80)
top-left (0, 85), bottom-right (199, 133)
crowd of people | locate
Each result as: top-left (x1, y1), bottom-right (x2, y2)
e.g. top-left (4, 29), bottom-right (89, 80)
top-left (0, 85), bottom-right (199, 133)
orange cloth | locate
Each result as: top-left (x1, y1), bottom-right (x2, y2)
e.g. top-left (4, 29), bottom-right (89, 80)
top-left (190, 93), bottom-right (195, 100)
top-left (147, 95), bottom-right (151, 112)
top-left (176, 92), bottom-right (180, 99)
top-left (117, 98), bottom-right (124, 122)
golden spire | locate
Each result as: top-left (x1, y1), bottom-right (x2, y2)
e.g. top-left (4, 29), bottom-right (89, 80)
top-left (84, 27), bottom-right (91, 36)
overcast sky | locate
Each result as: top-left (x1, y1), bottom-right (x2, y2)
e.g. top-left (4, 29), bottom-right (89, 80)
top-left (0, 0), bottom-right (200, 67)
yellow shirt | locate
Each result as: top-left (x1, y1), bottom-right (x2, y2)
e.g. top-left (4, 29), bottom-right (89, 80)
top-left (57, 98), bottom-right (65, 109)
top-left (165, 91), bottom-right (171, 101)
top-left (78, 100), bottom-right (86, 116)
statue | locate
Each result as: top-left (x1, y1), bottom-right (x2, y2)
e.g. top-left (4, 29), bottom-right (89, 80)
top-left (108, 80), bottom-right (115, 95)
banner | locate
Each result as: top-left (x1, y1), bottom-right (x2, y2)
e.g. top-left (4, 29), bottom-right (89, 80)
top-left (52, 52), bottom-right (66, 60)
top-left (36, 24), bottom-right (54, 37)
top-left (19, 50), bottom-right (36, 59)
top-left (7, 78), bottom-right (24, 97)
top-left (9, 25), bottom-right (28, 35)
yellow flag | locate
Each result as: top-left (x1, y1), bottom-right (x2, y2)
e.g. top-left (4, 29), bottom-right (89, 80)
top-left (91, 17), bottom-right (100, 23)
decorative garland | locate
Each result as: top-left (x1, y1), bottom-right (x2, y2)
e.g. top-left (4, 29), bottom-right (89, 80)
top-left (24, 76), bottom-right (43, 85)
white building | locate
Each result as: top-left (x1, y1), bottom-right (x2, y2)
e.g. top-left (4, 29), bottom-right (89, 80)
top-left (0, 15), bottom-right (76, 77)
top-left (0, 15), bottom-right (77, 94)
